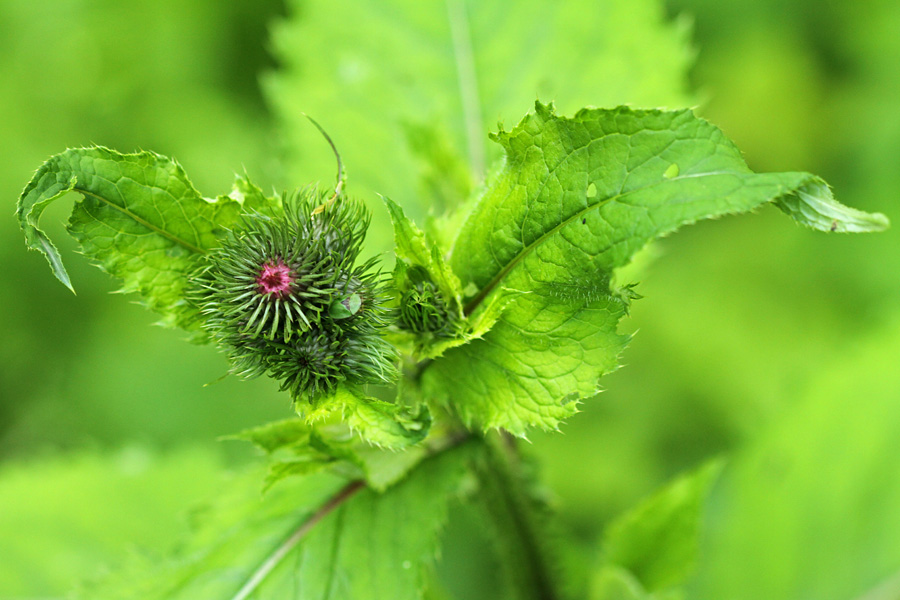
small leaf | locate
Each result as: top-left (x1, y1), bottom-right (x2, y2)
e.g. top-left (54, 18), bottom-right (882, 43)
top-left (226, 173), bottom-right (282, 217)
top-left (601, 460), bottom-right (723, 592)
top-left (590, 565), bottom-right (652, 600)
top-left (297, 385), bottom-right (431, 450)
top-left (225, 417), bottom-right (313, 454)
top-left (329, 293), bottom-right (362, 319)
top-left (17, 147), bottom-right (249, 335)
top-left (262, 458), bottom-right (335, 492)
top-left (226, 417), bottom-right (430, 492)
top-left (338, 386), bottom-right (432, 449)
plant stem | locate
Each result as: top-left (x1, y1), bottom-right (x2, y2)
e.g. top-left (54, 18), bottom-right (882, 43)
top-left (446, 0), bottom-right (485, 180)
top-left (475, 433), bottom-right (560, 600)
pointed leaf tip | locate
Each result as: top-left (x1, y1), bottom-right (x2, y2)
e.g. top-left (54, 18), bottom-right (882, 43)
top-left (776, 181), bottom-right (889, 233)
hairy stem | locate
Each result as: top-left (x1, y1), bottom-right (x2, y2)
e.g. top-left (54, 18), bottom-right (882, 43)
top-left (475, 433), bottom-right (561, 600)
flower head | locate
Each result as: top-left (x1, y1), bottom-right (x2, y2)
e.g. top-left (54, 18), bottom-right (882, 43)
top-left (193, 189), bottom-right (397, 403)
top-left (256, 260), bottom-right (294, 298)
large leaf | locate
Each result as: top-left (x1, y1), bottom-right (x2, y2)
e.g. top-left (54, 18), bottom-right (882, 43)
top-left (83, 440), bottom-right (475, 599)
top-left (16, 147), bottom-right (262, 334)
top-left (422, 103), bottom-right (887, 435)
top-left (267, 0), bottom-right (693, 219)
top-left (0, 446), bottom-right (225, 598)
top-left (690, 316), bottom-right (900, 600)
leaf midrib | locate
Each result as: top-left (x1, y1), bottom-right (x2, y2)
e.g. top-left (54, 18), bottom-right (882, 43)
top-left (463, 169), bottom-right (738, 315)
top-left (77, 188), bottom-right (207, 255)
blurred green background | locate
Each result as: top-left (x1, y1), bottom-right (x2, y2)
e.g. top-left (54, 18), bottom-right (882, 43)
top-left (1, 0), bottom-right (898, 598)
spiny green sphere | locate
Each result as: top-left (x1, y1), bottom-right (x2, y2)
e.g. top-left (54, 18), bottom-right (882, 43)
top-left (194, 190), bottom-right (397, 404)
top-left (398, 266), bottom-right (455, 335)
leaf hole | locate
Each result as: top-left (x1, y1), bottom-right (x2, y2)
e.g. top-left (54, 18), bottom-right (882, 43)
top-left (586, 182), bottom-right (597, 198)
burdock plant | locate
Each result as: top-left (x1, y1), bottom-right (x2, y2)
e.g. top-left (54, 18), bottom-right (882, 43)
top-left (193, 188), bottom-right (398, 406)
top-left (15, 95), bottom-right (889, 599)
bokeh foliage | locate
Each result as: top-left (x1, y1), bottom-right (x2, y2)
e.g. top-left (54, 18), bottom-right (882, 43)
top-left (1, 0), bottom-right (898, 598)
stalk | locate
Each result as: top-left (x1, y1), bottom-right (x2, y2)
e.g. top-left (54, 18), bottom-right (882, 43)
top-left (473, 433), bottom-right (561, 600)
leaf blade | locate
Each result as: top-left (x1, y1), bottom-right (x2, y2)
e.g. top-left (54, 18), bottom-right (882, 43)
top-left (268, 0), bottom-right (694, 215)
top-left (602, 461), bottom-right (723, 592)
top-left (17, 147), bottom-right (243, 334)
top-left (80, 441), bottom-right (475, 600)
top-left (424, 104), bottom-right (888, 435)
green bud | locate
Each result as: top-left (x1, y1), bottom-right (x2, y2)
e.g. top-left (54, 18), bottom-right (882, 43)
top-left (398, 268), bottom-right (454, 335)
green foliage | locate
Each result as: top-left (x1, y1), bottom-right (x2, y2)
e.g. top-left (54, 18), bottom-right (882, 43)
top-left (0, 446), bottom-right (226, 597)
top-left (228, 417), bottom-right (431, 491)
top-left (6, 0), bottom-right (897, 599)
top-left (691, 317), bottom-right (900, 600)
top-left (268, 0), bottom-right (693, 221)
top-left (600, 461), bottom-right (722, 594)
top-left (82, 441), bottom-right (475, 599)
top-left (17, 147), bottom-right (247, 335)
top-left (14, 147), bottom-right (288, 349)
top-left (421, 103), bottom-right (886, 435)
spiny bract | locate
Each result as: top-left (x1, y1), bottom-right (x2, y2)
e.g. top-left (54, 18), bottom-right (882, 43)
top-left (193, 189), bottom-right (397, 404)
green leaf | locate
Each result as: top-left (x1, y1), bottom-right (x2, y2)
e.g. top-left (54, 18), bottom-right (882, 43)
top-left (16, 147), bottom-right (249, 334)
top-left (227, 416), bottom-right (431, 492)
top-left (226, 417), bottom-right (315, 455)
top-left (602, 461), bottom-right (723, 593)
top-left (268, 0), bottom-right (694, 219)
top-left (0, 446), bottom-right (226, 598)
top-left (329, 293), bottom-right (363, 319)
top-left (225, 173), bottom-right (282, 217)
top-left (691, 317), bottom-right (900, 600)
top-left (337, 386), bottom-right (433, 449)
top-left (83, 441), bottom-right (475, 600)
top-left (422, 103), bottom-right (888, 435)
top-left (590, 566), bottom-right (652, 600)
